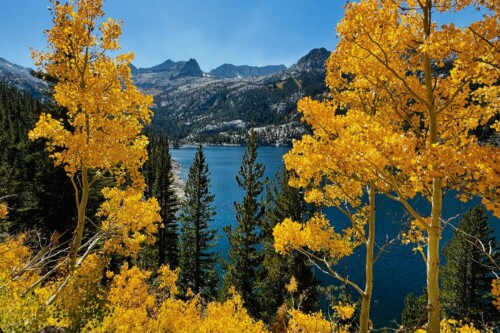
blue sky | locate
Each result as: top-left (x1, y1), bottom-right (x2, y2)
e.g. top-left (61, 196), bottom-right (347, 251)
top-left (0, 0), bottom-right (346, 71)
top-left (0, 1), bottom-right (486, 72)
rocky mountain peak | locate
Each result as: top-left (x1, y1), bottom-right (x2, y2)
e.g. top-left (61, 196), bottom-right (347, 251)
top-left (176, 58), bottom-right (203, 78)
top-left (133, 59), bottom-right (184, 74)
top-left (294, 47), bottom-right (330, 70)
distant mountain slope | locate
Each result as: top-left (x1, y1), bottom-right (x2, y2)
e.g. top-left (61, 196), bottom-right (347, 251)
top-left (209, 64), bottom-right (286, 79)
top-left (0, 57), bottom-right (49, 100)
top-left (0, 48), bottom-right (331, 145)
top-left (131, 58), bottom-right (204, 78)
top-left (135, 48), bottom-right (330, 145)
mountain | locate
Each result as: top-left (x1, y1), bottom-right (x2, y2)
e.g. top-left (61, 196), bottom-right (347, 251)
top-left (0, 57), bottom-right (49, 100)
top-left (0, 48), bottom-right (330, 145)
top-left (135, 48), bottom-right (330, 145)
top-left (132, 58), bottom-right (204, 79)
top-left (209, 64), bottom-right (286, 79)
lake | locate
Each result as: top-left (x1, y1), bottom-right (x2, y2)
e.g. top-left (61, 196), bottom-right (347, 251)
top-left (171, 146), bottom-right (498, 328)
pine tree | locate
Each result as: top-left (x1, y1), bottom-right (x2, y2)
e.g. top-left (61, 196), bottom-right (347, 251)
top-left (257, 166), bottom-right (319, 323)
top-left (0, 83), bottom-right (75, 235)
top-left (223, 130), bottom-right (266, 316)
top-left (145, 135), bottom-right (180, 268)
top-left (400, 292), bottom-right (428, 331)
top-left (178, 145), bottom-right (219, 300)
top-left (441, 205), bottom-right (499, 327)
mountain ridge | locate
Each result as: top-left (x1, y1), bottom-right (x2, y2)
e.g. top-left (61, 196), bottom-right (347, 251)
top-left (0, 57), bottom-right (49, 100)
top-left (134, 48), bottom-right (330, 145)
top-left (0, 48), bottom-right (331, 145)
top-left (209, 64), bottom-right (286, 79)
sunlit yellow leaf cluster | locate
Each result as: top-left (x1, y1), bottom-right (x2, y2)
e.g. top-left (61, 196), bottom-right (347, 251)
top-left (52, 253), bottom-right (106, 330)
top-left (98, 187), bottom-right (160, 257)
top-left (0, 238), bottom-right (270, 332)
top-left (402, 219), bottom-right (428, 245)
top-left (0, 202), bottom-right (7, 219)
top-left (287, 309), bottom-right (351, 333)
top-left (28, 0), bottom-right (160, 270)
top-left (492, 278), bottom-right (500, 311)
top-left (93, 264), bottom-right (268, 333)
top-left (279, 1), bottom-right (499, 331)
top-left (95, 263), bottom-right (155, 332)
top-left (439, 318), bottom-right (490, 333)
top-left (316, 0), bottom-right (499, 214)
top-left (0, 235), bottom-right (58, 332)
top-left (274, 215), bottom-right (360, 260)
top-left (285, 276), bottom-right (298, 293)
top-left (332, 302), bottom-right (356, 321)
top-left (29, 0), bottom-right (153, 188)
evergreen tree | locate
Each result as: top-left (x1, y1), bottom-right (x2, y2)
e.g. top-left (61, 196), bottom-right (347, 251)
top-left (145, 135), bottom-right (179, 268)
top-left (0, 83), bottom-right (74, 235)
top-left (178, 145), bottom-right (219, 300)
top-left (441, 205), bottom-right (499, 327)
top-left (257, 166), bottom-right (319, 323)
top-left (400, 292), bottom-right (427, 331)
top-left (223, 130), bottom-right (266, 316)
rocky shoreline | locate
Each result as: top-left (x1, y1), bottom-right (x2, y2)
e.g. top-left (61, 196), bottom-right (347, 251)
top-left (171, 159), bottom-right (185, 201)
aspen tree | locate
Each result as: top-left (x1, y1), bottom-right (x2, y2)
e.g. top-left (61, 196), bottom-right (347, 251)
top-left (278, 1), bottom-right (499, 332)
top-left (29, 0), bottom-right (160, 271)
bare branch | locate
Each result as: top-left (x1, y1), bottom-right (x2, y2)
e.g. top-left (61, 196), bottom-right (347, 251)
top-left (296, 248), bottom-right (365, 297)
top-left (373, 236), bottom-right (397, 265)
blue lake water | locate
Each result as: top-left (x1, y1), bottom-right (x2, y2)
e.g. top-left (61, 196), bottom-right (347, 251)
top-left (171, 146), bottom-right (499, 328)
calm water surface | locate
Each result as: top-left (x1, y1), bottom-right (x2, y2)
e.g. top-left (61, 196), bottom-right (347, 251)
top-left (171, 146), bottom-right (498, 328)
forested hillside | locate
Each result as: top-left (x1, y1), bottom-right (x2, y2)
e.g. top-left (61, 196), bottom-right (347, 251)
top-left (0, 83), bottom-right (74, 234)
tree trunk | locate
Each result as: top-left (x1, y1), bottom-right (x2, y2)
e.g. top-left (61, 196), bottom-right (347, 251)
top-left (359, 184), bottom-right (375, 333)
top-left (69, 166), bottom-right (89, 270)
top-left (428, 177), bottom-right (442, 333)
top-left (422, 2), bottom-right (442, 331)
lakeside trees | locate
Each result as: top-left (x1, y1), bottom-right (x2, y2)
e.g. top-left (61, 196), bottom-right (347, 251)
top-left (178, 145), bottom-right (219, 300)
top-left (441, 205), bottom-right (499, 327)
top-left (223, 130), bottom-right (266, 316)
top-left (145, 135), bottom-right (180, 268)
top-left (0, 0), bottom-right (498, 331)
top-left (257, 166), bottom-right (319, 323)
top-left (276, 0), bottom-right (499, 332)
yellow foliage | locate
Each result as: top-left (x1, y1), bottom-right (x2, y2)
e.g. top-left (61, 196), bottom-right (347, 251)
top-left (158, 264), bottom-right (180, 296)
top-left (29, 0), bottom-right (153, 186)
top-left (439, 319), bottom-right (490, 333)
top-left (94, 263), bottom-right (155, 333)
top-left (332, 302), bottom-right (356, 321)
top-left (286, 276), bottom-right (298, 293)
top-left (0, 235), bottom-right (60, 331)
top-left (98, 187), bottom-right (160, 257)
top-left (0, 202), bottom-right (7, 219)
top-left (198, 293), bottom-right (267, 333)
top-left (28, 0), bottom-right (160, 273)
top-left (55, 253), bottom-right (106, 330)
top-left (287, 309), bottom-right (346, 333)
top-left (414, 319), bottom-right (489, 333)
top-left (91, 264), bottom-right (267, 333)
top-left (492, 278), bottom-right (500, 311)
top-left (282, 0), bottom-right (499, 330)
top-left (274, 215), bottom-right (360, 260)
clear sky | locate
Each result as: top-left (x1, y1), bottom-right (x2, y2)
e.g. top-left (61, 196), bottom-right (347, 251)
top-left (0, 0), bottom-right (347, 71)
top-left (0, 1), bottom-right (485, 72)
